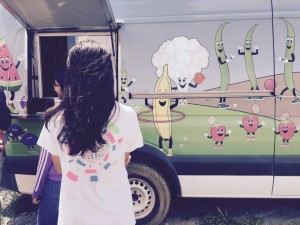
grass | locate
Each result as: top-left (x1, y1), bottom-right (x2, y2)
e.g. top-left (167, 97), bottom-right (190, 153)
top-left (203, 207), bottom-right (264, 225)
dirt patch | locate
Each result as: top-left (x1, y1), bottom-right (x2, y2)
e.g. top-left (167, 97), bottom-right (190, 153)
top-left (163, 197), bottom-right (300, 225)
top-left (0, 188), bottom-right (37, 225)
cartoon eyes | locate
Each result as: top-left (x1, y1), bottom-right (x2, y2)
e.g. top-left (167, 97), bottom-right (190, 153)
top-left (248, 120), bottom-right (254, 123)
top-left (0, 57), bottom-right (9, 64)
top-left (121, 77), bottom-right (127, 81)
top-left (217, 129), bottom-right (224, 134)
top-left (287, 37), bottom-right (294, 42)
top-left (178, 78), bottom-right (187, 82)
top-left (245, 41), bottom-right (252, 45)
top-left (217, 41), bottom-right (223, 46)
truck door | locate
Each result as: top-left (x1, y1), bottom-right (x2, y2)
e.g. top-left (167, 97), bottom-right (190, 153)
top-left (272, 0), bottom-right (300, 196)
top-left (118, 0), bottom-right (275, 197)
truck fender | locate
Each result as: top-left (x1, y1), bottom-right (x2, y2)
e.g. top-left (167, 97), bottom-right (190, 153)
top-left (130, 143), bottom-right (182, 197)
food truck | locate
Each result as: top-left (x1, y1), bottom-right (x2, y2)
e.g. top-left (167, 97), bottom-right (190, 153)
top-left (1, 0), bottom-right (300, 224)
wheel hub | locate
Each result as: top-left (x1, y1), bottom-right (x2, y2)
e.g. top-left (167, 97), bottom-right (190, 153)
top-left (129, 178), bottom-right (156, 219)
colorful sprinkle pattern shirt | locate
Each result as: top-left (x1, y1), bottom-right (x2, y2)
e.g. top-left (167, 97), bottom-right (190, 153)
top-left (37, 103), bottom-right (143, 225)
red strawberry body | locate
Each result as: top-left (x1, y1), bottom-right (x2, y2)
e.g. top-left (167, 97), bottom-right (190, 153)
top-left (210, 125), bottom-right (226, 142)
top-left (242, 116), bottom-right (259, 133)
top-left (279, 121), bottom-right (296, 140)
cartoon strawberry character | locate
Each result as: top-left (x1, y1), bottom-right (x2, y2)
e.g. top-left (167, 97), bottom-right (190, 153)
top-left (205, 123), bottom-right (231, 148)
top-left (273, 120), bottom-right (299, 147)
top-left (238, 115), bottom-right (265, 140)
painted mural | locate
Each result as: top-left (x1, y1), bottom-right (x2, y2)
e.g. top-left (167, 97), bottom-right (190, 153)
top-left (0, 6), bottom-right (26, 115)
top-left (276, 18), bottom-right (299, 104)
top-left (0, 5), bottom-right (39, 157)
top-left (275, 18), bottom-right (300, 153)
top-left (152, 36), bottom-right (208, 106)
top-left (2, 1), bottom-right (300, 159)
top-left (215, 22), bottom-right (236, 109)
top-left (0, 38), bottom-right (24, 114)
top-left (120, 62), bottom-right (136, 104)
top-left (121, 17), bottom-right (300, 157)
top-left (238, 24), bottom-right (261, 97)
top-left (273, 112), bottom-right (299, 147)
top-left (204, 116), bottom-right (232, 149)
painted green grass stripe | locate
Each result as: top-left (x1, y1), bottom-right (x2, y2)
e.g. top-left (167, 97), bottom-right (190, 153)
top-left (134, 104), bottom-right (300, 156)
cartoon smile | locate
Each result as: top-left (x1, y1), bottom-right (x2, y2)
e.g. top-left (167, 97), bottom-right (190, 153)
top-left (121, 77), bottom-right (127, 85)
top-left (287, 45), bottom-right (291, 49)
top-left (248, 121), bottom-right (254, 126)
top-left (283, 129), bottom-right (288, 133)
top-left (179, 83), bottom-right (187, 89)
top-left (159, 100), bottom-right (166, 106)
top-left (217, 130), bottom-right (224, 136)
top-left (0, 64), bottom-right (12, 71)
top-left (218, 49), bottom-right (223, 53)
top-left (246, 47), bottom-right (251, 50)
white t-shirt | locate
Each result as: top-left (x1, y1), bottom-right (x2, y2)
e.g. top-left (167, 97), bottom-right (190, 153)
top-left (38, 103), bottom-right (143, 225)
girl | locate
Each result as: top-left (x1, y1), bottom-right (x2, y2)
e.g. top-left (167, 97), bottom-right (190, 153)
top-left (32, 69), bottom-right (66, 225)
top-left (37, 40), bottom-right (143, 225)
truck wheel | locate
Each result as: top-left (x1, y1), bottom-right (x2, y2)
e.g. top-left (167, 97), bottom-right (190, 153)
top-left (127, 162), bottom-right (171, 225)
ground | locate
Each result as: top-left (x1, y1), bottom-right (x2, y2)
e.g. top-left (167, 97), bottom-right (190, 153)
top-left (2, 187), bottom-right (300, 225)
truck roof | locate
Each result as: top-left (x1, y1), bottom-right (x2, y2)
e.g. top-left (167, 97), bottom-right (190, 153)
top-left (0, 0), bottom-right (117, 31)
top-left (1, 0), bottom-right (300, 32)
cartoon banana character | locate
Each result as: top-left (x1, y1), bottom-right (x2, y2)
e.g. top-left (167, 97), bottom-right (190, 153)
top-left (120, 62), bottom-right (136, 104)
top-left (215, 22), bottom-right (235, 109)
top-left (276, 18), bottom-right (300, 104)
top-left (238, 25), bottom-right (262, 100)
top-left (145, 64), bottom-right (178, 156)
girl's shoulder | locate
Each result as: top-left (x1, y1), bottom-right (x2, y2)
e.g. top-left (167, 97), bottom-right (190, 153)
top-left (117, 102), bottom-right (136, 115)
top-left (111, 102), bottom-right (138, 125)
top-left (46, 111), bottom-right (63, 132)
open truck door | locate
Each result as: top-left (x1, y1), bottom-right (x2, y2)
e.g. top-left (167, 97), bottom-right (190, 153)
top-left (0, 0), bottom-right (118, 193)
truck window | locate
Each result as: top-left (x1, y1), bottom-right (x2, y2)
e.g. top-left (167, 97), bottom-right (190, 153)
top-left (27, 34), bottom-right (115, 114)
top-left (39, 36), bottom-right (70, 98)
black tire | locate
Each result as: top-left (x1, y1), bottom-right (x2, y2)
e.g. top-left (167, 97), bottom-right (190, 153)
top-left (127, 162), bottom-right (171, 225)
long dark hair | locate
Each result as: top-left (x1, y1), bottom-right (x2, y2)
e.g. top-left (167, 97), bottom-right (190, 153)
top-left (45, 40), bottom-right (116, 155)
top-left (54, 68), bottom-right (66, 90)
